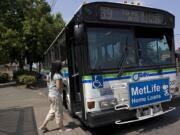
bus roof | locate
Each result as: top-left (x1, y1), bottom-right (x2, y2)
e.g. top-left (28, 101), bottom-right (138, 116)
top-left (81, 2), bottom-right (174, 16)
top-left (78, 2), bottom-right (174, 27)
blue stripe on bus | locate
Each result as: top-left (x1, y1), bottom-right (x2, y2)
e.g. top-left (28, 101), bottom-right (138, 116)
top-left (104, 76), bottom-right (131, 81)
top-left (82, 80), bottom-right (93, 83)
top-left (81, 71), bottom-right (176, 84)
top-left (149, 71), bottom-right (176, 77)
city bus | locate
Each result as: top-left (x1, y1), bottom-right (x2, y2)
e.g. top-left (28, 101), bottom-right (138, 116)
top-left (44, 2), bottom-right (178, 127)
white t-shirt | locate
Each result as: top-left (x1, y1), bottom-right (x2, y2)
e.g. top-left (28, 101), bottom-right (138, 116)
top-left (48, 72), bottom-right (63, 97)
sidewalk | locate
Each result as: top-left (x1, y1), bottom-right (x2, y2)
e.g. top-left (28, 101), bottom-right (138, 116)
top-left (0, 86), bottom-right (87, 135)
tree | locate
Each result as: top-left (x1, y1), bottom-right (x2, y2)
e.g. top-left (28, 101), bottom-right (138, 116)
top-left (0, 23), bottom-right (8, 64)
top-left (0, 28), bottom-right (25, 67)
top-left (0, 0), bottom-right (24, 66)
top-left (23, 7), bottom-right (65, 71)
top-left (0, 0), bottom-right (65, 70)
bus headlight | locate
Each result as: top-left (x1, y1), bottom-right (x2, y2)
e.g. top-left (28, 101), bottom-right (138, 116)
top-left (87, 101), bottom-right (95, 109)
top-left (99, 98), bottom-right (117, 109)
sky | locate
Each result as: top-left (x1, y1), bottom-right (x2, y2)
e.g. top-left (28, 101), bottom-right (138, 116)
top-left (47, 0), bottom-right (180, 49)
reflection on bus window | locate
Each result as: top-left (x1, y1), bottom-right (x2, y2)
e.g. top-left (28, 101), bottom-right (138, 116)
top-left (158, 36), bottom-right (171, 64)
top-left (138, 35), bottom-right (171, 66)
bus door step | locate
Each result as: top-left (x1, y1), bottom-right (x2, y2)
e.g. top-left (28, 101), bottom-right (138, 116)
top-left (115, 107), bottom-right (175, 125)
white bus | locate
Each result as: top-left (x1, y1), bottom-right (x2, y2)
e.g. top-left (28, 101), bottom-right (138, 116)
top-left (44, 2), bottom-right (178, 127)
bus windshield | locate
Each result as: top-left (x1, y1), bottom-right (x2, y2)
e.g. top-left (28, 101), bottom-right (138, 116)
top-left (87, 27), bottom-right (137, 69)
top-left (87, 27), bottom-right (174, 70)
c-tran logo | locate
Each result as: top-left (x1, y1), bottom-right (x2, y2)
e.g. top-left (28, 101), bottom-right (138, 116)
top-left (132, 72), bottom-right (150, 81)
top-left (132, 73), bottom-right (139, 81)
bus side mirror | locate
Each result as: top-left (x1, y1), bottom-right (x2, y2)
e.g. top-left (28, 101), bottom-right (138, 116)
top-left (74, 24), bottom-right (84, 44)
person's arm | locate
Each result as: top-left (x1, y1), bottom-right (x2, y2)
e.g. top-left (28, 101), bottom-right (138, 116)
top-left (46, 74), bottom-right (50, 86)
top-left (56, 79), bottom-right (62, 92)
top-left (46, 75), bottom-right (50, 83)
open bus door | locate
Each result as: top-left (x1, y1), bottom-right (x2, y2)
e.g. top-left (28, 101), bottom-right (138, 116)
top-left (67, 25), bottom-right (84, 119)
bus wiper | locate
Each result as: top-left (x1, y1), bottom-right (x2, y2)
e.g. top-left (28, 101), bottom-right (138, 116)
top-left (137, 40), bottom-right (142, 66)
top-left (117, 38), bottom-right (128, 78)
top-left (117, 51), bottom-right (126, 77)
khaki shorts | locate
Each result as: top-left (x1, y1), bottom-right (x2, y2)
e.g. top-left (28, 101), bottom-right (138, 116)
top-left (45, 96), bottom-right (63, 124)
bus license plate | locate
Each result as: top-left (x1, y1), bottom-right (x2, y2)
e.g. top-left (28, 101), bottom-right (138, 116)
top-left (136, 104), bottom-right (162, 117)
top-left (128, 78), bottom-right (170, 108)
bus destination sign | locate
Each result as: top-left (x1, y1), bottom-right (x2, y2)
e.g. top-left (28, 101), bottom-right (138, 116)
top-left (100, 7), bottom-right (165, 25)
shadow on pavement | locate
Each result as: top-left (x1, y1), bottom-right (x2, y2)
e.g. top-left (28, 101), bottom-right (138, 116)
top-left (44, 121), bottom-right (79, 133)
top-left (0, 106), bottom-right (38, 135)
top-left (88, 106), bottom-right (180, 135)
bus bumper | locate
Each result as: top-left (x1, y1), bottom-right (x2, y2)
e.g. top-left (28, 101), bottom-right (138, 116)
top-left (86, 101), bottom-right (177, 128)
top-left (114, 107), bottom-right (175, 125)
top-left (86, 109), bottom-right (136, 128)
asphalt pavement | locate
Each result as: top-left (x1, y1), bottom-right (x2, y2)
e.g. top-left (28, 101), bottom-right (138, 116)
top-left (0, 86), bottom-right (86, 135)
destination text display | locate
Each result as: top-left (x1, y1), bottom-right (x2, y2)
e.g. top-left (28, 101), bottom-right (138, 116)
top-left (100, 7), bottom-right (165, 25)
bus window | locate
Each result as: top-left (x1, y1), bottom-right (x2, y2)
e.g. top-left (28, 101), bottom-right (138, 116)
top-left (59, 33), bottom-right (67, 61)
top-left (137, 35), bottom-right (172, 66)
top-left (158, 36), bottom-right (171, 64)
top-left (138, 38), bottom-right (159, 65)
top-left (87, 27), bottom-right (137, 70)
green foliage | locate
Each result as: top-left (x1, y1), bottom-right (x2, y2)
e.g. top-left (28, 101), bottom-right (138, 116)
top-left (13, 70), bottom-right (40, 80)
top-left (0, 0), bottom-right (65, 69)
top-left (18, 75), bottom-right (37, 85)
top-left (0, 50), bottom-right (9, 64)
top-left (0, 73), bottom-right (9, 83)
top-left (0, 23), bottom-right (10, 64)
top-left (14, 70), bottom-right (38, 85)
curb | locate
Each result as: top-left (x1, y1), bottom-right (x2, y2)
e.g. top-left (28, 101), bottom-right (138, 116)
top-left (0, 81), bottom-right (17, 88)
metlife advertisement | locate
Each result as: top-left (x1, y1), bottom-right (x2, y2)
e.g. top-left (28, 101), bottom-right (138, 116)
top-left (128, 78), bottom-right (171, 108)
